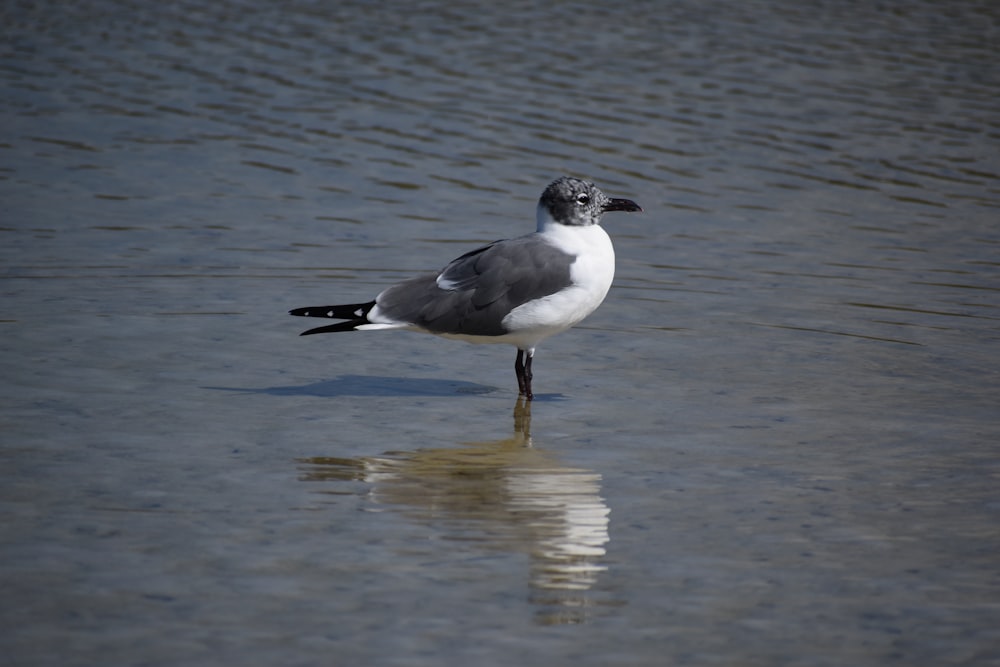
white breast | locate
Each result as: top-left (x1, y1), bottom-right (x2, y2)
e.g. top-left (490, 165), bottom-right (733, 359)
top-left (500, 222), bottom-right (615, 349)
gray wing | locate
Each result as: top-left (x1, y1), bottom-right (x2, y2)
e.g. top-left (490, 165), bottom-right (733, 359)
top-left (375, 235), bottom-right (575, 336)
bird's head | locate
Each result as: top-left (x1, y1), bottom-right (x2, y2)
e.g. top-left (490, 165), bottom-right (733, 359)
top-left (537, 176), bottom-right (642, 230)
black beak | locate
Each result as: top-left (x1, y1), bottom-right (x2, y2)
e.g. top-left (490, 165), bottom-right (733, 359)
top-left (603, 197), bottom-right (643, 213)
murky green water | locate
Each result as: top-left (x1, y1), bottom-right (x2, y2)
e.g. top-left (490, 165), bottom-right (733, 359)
top-left (2, 1), bottom-right (998, 665)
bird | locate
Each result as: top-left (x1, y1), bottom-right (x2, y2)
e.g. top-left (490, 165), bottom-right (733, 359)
top-left (289, 176), bottom-right (642, 400)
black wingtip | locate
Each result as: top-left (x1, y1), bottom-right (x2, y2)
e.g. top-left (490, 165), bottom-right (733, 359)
top-left (289, 301), bottom-right (376, 320)
top-left (299, 321), bottom-right (365, 335)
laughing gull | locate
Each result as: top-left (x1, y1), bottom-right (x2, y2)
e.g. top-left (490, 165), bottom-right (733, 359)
top-left (290, 176), bottom-right (641, 400)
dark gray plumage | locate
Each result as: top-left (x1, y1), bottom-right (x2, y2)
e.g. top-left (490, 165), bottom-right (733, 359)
top-left (375, 236), bottom-right (574, 337)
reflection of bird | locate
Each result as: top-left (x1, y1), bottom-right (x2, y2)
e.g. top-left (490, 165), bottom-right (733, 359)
top-left (299, 398), bottom-right (613, 625)
top-left (290, 177), bottom-right (641, 399)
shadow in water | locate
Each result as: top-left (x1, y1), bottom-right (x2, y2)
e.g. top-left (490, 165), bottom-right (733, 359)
top-left (299, 398), bottom-right (614, 625)
top-left (205, 374), bottom-right (565, 400)
top-left (205, 374), bottom-right (496, 398)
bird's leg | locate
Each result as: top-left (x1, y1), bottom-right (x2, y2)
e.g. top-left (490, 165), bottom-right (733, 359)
top-left (515, 349), bottom-right (534, 400)
top-left (523, 351), bottom-right (534, 401)
top-left (515, 349), bottom-right (528, 397)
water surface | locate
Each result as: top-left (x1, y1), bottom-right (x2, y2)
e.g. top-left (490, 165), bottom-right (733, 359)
top-left (2, 1), bottom-right (999, 665)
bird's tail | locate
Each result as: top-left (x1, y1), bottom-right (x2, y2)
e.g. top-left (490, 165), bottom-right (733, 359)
top-left (288, 301), bottom-right (376, 336)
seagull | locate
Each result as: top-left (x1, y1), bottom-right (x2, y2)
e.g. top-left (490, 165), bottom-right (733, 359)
top-left (289, 176), bottom-right (642, 400)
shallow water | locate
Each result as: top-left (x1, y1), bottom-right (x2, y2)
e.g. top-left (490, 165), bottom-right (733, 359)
top-left (2, 1), bottom-right (999, 665)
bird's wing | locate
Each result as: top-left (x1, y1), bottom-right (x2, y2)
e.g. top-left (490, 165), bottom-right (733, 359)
top-left (435, 241), bottom-right (501, 292)
top-left (438, 235), bottom-right (573, 304)
top-left (374, 235), bottom-right (575, 336)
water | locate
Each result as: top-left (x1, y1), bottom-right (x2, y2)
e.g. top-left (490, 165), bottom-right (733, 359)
top-left (2, 1), bottom-right (999, 665)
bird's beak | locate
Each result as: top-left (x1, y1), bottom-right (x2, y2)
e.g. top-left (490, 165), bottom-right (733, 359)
top-left (603, 198), bottom-right (643, 213)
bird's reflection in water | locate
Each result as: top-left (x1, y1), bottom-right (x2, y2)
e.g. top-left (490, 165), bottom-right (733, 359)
top-left (299, 398), bottom-right (613, 625)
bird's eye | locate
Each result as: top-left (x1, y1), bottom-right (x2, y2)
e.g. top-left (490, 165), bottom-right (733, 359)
top-left (576, 193), bottom-right (590, 205)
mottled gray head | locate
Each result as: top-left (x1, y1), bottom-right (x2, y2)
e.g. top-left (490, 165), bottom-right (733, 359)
top-left (537, 176), bottom-right (642, 228)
